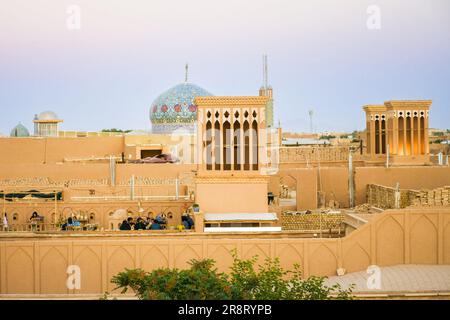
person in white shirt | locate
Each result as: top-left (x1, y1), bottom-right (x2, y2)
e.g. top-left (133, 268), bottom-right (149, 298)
top-left (2, 213), bottom-right (8, 231)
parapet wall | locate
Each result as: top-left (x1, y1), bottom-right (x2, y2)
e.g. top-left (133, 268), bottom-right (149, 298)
top-left (282, 213), bottom-right (344, 231)
top-left (1, 207), bottom-right (449, 296)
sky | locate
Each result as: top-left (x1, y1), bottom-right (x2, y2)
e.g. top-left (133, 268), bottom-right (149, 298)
top-left (0, 0), bottom-right (449, 134)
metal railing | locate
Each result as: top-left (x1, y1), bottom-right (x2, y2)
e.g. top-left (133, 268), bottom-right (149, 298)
top-left (0, 223), bottom-right (58, 232)
top-left (70, 195), bottom-right (192, 202)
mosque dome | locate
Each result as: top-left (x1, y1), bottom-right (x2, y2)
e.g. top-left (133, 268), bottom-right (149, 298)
top-left (10, 123), bottom-right (30, 137)
top-left (37, 110), bottom-right (59, 121)
top-left (150, 82), bottom-right (213, 134)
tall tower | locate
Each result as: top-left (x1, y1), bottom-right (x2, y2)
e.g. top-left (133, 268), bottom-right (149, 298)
top-left (259, 54), bottom-right (274, 128)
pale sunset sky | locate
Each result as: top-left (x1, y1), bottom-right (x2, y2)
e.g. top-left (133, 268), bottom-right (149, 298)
top-left (0, 0), bottom-right (449, 134)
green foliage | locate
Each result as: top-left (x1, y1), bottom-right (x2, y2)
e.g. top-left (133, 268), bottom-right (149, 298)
top-left (101, 128), bottom-right (132, 133)
top-left (319, 135), bottom-right (336, 140)
top-left (111, 249), bottom-right (353, 300)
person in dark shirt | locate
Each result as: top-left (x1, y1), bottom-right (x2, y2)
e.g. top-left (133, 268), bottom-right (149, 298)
top-left (119, 220), bottom-right (131, 230)
top-left (181, 215), bottom-right (190, 229)
top-left (134, 217), bottom-right (146, 230)
top-left (144, 217), bottom-right (152, 229)
top-left (186, 215), bottom-right (195, 229)
top-left (126, 217), bottom-right (135, 229)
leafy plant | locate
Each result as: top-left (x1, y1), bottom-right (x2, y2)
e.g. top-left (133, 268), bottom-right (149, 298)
top-left (110, 249), bottom-right (353, 300)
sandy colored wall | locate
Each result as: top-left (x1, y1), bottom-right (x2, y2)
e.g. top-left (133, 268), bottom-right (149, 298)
top-left (279, 166), bottom-right (450, 210)
top-left (195, 183), bottom-right (268, 213)
top-left (0, 207), bottom-right (449, 296)
top-left (0, 137), bottom-right (125, 164)
top-left (0, 163), bottom-right (196, 182)
top-left (354, 166), bottom-right (450, 205)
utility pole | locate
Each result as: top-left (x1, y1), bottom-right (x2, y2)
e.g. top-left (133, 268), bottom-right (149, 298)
top-left (308, 109), bottom-right (314, 134)
top-left (348, 151), bottom-right (355, 208)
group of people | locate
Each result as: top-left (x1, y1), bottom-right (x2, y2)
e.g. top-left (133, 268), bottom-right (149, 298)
top-left (119, 215), bottom-right (167, 231)
top-left (118, 213), bottom-right (194, 231)
top-left (61, 216), bottom-right (81, 231)
top-left (1, 211), bottom-right (43, 231)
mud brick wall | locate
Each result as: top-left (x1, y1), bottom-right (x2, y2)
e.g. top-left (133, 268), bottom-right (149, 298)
top-left (282, 213), bottom-right (344, 230)
top-left (367, 184), bottom-right (450, 208)
top-left (411, 187), bottom-right (450, 207)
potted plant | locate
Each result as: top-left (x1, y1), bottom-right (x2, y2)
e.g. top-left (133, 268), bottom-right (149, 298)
top-left (192, 203), bottom-right (200, 213)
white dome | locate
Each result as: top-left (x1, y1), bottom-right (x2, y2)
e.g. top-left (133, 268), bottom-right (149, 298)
top-left (38, 110), bottom-right (59, 120)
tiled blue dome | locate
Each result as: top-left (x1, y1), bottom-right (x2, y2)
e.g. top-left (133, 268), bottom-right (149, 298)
top-left (150, 83), bottom-right (212, 134)
top-left (10, 123), bottom-right (30, 137)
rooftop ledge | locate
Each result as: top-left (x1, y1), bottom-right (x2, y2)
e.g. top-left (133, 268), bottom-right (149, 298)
top-left (0, 230), bottom-right (339, 240)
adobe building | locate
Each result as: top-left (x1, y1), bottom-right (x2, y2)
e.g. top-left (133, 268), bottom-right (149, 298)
top-left (364, 100), bottom-right (431, 165)
top-left (33, 111), bottom-right (63, 137)
top-left (1, 76), bottom-right (450, 298)
top-left (194, 96), bottom-right (270, 213)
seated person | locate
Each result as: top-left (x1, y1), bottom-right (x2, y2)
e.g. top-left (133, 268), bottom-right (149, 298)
top-left (29, 211), bottom-right (40, 222)
top-left (119, 219), bottom-right (131, 230)
top-left (144, 217), bottom-right (152, 228)
top-left (71, 217), bottom-right (81, 227)
top-left (150, 219), bottom-right (161, 230)
top-left (134, 217), bottom-right (146, 230)
top-left (61, 217), bottom-right (75, 231)
top-left (155, 214), bottom-right (166, 224)
top-left (186, 215), bottom-right (195, 229)
top-left (126, 217), bottom-right (135, 229)
top-left (181, 215), bottom-right (190, 229)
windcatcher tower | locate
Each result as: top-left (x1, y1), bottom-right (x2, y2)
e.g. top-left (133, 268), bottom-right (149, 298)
top-left (363, 100), bottom-right (431, 165)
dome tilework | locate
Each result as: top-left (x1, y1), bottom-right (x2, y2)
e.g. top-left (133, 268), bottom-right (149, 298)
top-left (150, 83), bottom-right (212, 134)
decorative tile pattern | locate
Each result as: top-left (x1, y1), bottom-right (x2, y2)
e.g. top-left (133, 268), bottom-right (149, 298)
top-left (150, 83), bottom-right (213, 134)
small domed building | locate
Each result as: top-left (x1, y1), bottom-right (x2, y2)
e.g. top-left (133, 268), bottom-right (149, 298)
top-left (10, 123), bottom-right (30, 137)
top-left (150, 67), bottom-right (213, 134)
top-left (33, 110), bottom-right (63, 137)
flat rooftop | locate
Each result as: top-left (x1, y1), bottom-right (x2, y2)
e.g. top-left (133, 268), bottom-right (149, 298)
top-left (325, 264), bottom-right (450, 298)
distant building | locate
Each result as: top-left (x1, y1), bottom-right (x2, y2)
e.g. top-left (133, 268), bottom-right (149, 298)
top-left (10, 123), bottom-right (30, 137)
top-left (364, 100), bottom-right (431, 165)
top-left (33, 111), bottom-right (63, 137)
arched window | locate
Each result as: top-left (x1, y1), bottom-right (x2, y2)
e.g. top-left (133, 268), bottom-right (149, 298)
top-left (223, 121), bottom-right (231, 170)
top-left (398, 116), bottom-right (405, 155)
top-left (206, 121), bottom-right (212, 170)
top-left (243, 121), bottom-right (250, 170)
top-left (381, 119), bottom-right (386, 154)
top-left (413, 116), bottom-right (419, 155)
top-left (406, 116), bottom-right (412, 155)
top-left (214, 121), bottom-right (221, 170)
top-left (252, 120), bottom-right (258, 170)
top-left (375, 119), bottom-right (380, 154)
top-left (233, 120), bottom-right (241, 170)
top-left (420, 116), bottom-right (425, 154)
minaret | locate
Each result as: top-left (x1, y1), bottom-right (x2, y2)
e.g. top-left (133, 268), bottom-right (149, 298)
top-left (259, 54), bottom-right (274, 127)
top-left (184, 63), bottom-right (189, 84)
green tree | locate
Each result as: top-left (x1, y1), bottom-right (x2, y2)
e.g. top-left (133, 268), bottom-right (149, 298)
top-left (111, 250), bottom-right (353, 300)
top-left (101, 128), bottom-right (132, 133)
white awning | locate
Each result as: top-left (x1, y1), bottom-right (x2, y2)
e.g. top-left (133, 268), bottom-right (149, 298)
top-left (205, 227), bottom-right (282, 233)
top-left (204, 213), bottom-right (278, 221)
